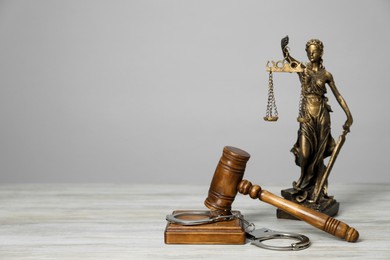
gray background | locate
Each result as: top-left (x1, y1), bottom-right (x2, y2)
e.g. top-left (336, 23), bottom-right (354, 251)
top-left (0, 0), bottom-right (389, 186)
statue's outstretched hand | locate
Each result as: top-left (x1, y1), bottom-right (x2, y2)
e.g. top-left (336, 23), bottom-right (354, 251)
top-left (343, 120), bottom-right (352, 133)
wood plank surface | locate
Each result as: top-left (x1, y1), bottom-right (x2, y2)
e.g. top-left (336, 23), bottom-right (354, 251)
top-left (0, 183), bottom-right (389, 259)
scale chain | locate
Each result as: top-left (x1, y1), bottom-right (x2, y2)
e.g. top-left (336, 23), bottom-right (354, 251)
top-left (264, 72), bottom-right (278, 121)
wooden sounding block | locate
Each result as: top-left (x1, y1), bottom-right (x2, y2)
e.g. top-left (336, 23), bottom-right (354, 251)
top-left (164, 210), bottom-right (246, 244)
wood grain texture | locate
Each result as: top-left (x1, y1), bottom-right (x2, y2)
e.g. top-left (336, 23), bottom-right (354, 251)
top-left (0, 183), bottom-right (389, 259)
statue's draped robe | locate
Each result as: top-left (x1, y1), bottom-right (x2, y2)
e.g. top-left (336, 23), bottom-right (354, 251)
top-left (291, 67), bottom-right (336, 194)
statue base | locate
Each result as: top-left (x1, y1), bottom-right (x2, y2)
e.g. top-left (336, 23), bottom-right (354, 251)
top-left (164, 210), bottom-right (245, 244)
top-left (276, 188), bottom-right (340, 220)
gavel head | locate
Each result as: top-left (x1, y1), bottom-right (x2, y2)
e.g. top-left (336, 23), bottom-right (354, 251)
top-left (204, 146), bottom-right (251, 216)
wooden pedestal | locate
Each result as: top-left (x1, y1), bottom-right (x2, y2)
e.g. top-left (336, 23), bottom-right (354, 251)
top-left (164, 210), bottom-right (246, 244)
top-left (277, 188), bottom-right (340, 220)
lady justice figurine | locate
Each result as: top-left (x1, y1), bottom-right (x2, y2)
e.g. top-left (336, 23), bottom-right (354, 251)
top-left (264, 36), bottom-right (353, 218)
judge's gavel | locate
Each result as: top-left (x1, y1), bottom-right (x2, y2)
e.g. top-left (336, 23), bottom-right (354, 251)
top-left (204, 146), bottom-right (359, 242)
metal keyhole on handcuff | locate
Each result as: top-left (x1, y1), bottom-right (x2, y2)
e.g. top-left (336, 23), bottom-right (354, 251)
top-left (166, 210), bottom-right (310, 251)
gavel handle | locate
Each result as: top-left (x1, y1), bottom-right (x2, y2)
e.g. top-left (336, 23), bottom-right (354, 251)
top-left (238, 180), bottom-right (359, 242)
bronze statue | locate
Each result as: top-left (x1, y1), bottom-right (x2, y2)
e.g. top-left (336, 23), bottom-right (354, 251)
top-left (264, 36), bottom-right (353, 218)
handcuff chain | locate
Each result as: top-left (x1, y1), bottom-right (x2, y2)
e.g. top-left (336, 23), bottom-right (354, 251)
top-left (233, 213), bottom-right (255, 232)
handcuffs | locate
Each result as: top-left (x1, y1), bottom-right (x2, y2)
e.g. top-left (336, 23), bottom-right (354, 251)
top-left (166, 210), bottom-right (310, 251)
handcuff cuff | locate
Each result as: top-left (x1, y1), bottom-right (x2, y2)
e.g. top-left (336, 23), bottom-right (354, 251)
top-left (166, 210), bottom-right (310, 251)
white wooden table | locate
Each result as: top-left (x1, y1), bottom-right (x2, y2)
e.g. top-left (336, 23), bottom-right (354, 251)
top-left (0, 183), bottom-right (389, 259)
